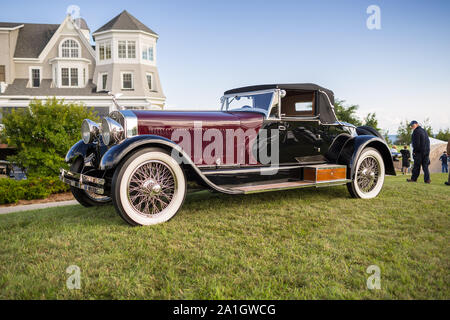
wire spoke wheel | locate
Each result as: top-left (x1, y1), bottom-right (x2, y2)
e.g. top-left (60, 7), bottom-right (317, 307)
top-left (356, 156), bottom-right (380, 193)
top-left (127, 160), bottom-right (177, 216)
top-left (347, 147), bottom-right (385, 199)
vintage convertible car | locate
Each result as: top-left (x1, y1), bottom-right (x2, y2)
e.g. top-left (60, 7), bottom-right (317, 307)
top-left (60, 84), bottom-right (395, 226)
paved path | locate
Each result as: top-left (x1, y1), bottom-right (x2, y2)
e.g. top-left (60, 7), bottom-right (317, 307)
top-left (0, 200), bottom-right (79, 215)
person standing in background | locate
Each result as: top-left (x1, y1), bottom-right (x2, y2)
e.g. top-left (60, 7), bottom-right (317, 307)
top-left (439, 151), bottom-right (448, 173)
top-left (407, 121), bottom-right (431, 183)
top-left (400, 145), bottom-right (411, 175)
top-left (445, 138), bottom-right (450, 186)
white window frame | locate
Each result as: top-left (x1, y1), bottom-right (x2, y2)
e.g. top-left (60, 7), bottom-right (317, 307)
top-left (28, 66), bottom-right (42, 88)
top-left (98, 41), bottom-right (112, 61)
top-left (60, 67), bottom-right (79, 88)
top-left (99, 72), bottom-right (108, 91)
top-left (146, 72), bottom-right (153, 90)
top-left (141, 44), bottom-right (154, 61)
top-left (148, 46), bottom-right (154, 61)
top-left (121, 72), bottom-right (134, 90)
top-left (0, 65), bottom-right (5, 82)
top-left (59, 38), bottom-right (81, 58)
top-left (118, 40), bottom-right (136, 59)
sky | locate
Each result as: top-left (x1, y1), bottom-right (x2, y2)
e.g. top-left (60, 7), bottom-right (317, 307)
top-left (0, 0), bottom-right (449, 134)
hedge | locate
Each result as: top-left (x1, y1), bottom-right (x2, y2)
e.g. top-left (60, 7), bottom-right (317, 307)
top-left (0, 177), bottom-right (69, 205)
top-left (1, 98), bottom-right (98, 177)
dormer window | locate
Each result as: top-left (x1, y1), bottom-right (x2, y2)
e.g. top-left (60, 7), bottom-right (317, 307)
top-left (29, 67), bottom-right (41, 88)
top-left (60, 39), bottom-right (80, 58)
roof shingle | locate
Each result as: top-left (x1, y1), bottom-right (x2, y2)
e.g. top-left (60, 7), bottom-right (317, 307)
top-left (0, 79), bottom-right (107, 96)
top-left (0, 22), bottom-right (23, 28)
top-left (93, 10), bottom-right (157, 36)
top-left (13, 23), bottom-right (59, 58)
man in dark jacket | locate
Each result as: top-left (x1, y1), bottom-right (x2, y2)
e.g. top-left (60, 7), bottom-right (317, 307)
top-left (439, 151), bottom-right (448, 173)
top-left (407, 121), bottom-right (431, 183)
top-left (446, 138), bottom-right (450, 186)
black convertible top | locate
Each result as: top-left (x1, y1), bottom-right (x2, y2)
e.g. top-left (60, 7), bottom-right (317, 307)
top-left (224, 83), bottom-right (334, 105)
top-left (224, 83), bottom-right (337, 124)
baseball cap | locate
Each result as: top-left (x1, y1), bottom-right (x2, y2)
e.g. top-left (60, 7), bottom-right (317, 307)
top-left (409, 120), bottom-right (418, 126)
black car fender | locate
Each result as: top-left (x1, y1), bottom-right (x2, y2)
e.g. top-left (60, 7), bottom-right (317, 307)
top-left (65, 139), bottom-right (109, 164)
top-left (337, 135), bottom-right (396, 178)
top-left (99, 135), bottom-right (188, 170)
top-left (65, 140), bottom-right (92, 163)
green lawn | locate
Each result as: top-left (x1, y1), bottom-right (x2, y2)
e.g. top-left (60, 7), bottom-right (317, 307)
top-left (0, 173), bottom-right (449, 299)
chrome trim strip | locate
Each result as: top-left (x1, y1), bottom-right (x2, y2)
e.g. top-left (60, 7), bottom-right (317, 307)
top-left (120, 109), bottom-right (138, 138)
top-left (201, 165), bottom-right (302, 175)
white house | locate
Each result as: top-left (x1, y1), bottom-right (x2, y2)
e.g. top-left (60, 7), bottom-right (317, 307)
top-left (0, 10), bottom-right (166, 121)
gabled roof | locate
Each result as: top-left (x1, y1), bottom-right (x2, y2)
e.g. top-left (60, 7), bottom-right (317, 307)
top-left (12, 23), bottom-right (59, 58)
top-left (1, 16), bottom-right (95, 60)
top-left (93, 10), bottom-right (157, 36)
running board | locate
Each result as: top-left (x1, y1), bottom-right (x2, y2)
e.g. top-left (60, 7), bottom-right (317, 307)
top-left (225, 179), bottom-right (351, 194)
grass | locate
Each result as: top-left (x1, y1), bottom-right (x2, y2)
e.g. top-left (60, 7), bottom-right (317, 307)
top-left (0, 173), bottom-right (449, 299)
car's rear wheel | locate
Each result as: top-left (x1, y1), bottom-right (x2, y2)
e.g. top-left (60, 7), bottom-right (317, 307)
top-left (69, 158), bottom-right (112, 207)
top-left (111, 148), bottom-right (187, 226)
top-left (347, 147), bottom-right (385, 199)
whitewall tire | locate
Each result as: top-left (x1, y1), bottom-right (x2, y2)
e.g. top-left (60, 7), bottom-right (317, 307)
top-left (347, 147), bottom-right (385, 199)
top-left (112, 148), bottom-right (187, 226)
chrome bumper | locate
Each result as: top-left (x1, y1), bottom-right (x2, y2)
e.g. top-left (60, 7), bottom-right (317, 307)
top-left (59, 169), bottom-right (105, 195)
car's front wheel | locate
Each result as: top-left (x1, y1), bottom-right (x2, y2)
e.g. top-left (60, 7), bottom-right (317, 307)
top-left (347, 147), bottom-right (385, 199)
top-left (111, 148), bottom-right (187, 226)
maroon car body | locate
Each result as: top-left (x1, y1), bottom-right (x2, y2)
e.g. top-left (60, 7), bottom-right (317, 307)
top-left (135, 110), bottom-right (264, 166)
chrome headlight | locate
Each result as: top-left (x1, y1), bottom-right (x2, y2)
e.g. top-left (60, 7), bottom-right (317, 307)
top-left (81, 119), bottom-right (100, 144)
top-left (101, 117), bottom-right (124, 146)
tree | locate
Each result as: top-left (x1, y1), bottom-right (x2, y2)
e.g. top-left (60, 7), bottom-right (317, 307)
top-left (2, 98), bottom-right (99, 177)
top-left (363, 112), bottom-right (381, 131)
top-left (397, 120), bottom-right (413, 145)
top-left (382, 129), bottom-right (392, 145)
top-left (334, 99), bottom-right (362, 126)
top-left (422, 118), bottom-right (433, 137)
top-left (435, 128), bottom-right (450, 141)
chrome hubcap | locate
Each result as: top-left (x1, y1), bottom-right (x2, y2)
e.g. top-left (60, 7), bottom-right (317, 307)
top-left (357, 156), bottom-right (380, 193)
top-left (127, 160), bottom-right (176, 216)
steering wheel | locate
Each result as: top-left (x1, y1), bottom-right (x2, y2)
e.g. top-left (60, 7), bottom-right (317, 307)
top-left (241, 105), bottom-right (252, 109)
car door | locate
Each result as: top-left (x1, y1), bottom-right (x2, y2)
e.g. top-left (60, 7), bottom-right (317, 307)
top-left (276, 91), bottom-right (327, 164)
top-left (254, 91), bottom-right (327, 165)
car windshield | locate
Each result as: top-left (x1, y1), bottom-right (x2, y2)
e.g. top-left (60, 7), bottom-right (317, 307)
top-left (223, 92), bottom-right (274, 113)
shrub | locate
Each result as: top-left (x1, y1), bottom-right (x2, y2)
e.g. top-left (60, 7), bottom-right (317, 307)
top-left (1, 98), bottom-right (99, 178)
top-left (0, 177), bottom-right (69, 205)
